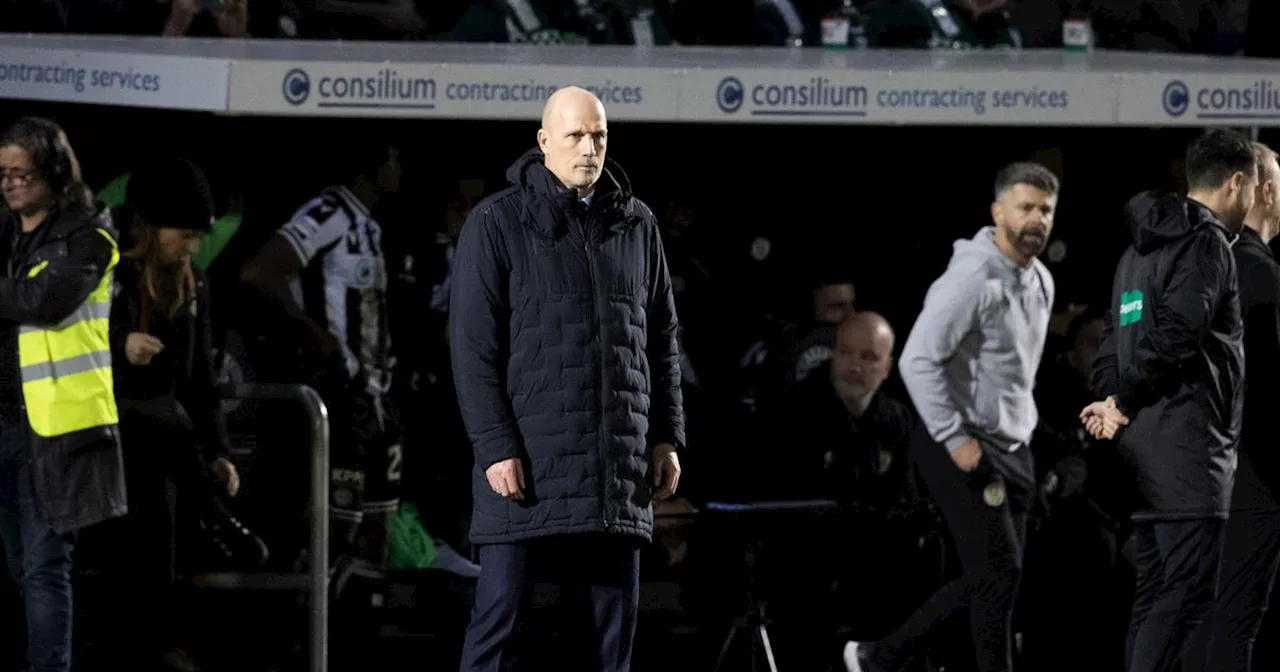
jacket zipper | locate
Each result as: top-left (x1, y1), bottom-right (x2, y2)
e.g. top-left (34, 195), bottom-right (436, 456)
top-left (581, 213), bottom-right (612, 531)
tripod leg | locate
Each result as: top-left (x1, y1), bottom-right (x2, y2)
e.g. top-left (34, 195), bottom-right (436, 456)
top-left (758, 624), bottom-right (779, 672)
top-left (713, 625), bottom-right (739, 672)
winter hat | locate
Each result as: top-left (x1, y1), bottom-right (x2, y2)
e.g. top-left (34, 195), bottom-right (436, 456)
top-left (124, 157), bottom-right (215, 232)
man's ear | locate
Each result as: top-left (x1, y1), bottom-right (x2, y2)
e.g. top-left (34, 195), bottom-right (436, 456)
top-left (536, 128), bottom-right (548, 153)
top-left (1230, 170), bottom-right (1248, 196)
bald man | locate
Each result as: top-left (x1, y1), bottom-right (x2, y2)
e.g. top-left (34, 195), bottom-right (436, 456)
top-left (775, 313), bottom-right (922, 663)
top-left (450, 87), bottom-right (684, 672)
top-left (778, 312), bottom-right (914, 503)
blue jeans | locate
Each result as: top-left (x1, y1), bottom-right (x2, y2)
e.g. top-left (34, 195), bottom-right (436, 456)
top-left (0, 420), bottom-right (75, 672)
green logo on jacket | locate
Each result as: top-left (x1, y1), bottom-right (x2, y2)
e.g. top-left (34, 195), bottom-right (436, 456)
top-left (1119, 289), bottom-right (1144, 327)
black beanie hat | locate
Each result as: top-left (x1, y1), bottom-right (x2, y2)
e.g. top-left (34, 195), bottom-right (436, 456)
top-left (124, 157), bottom-right (215, 232)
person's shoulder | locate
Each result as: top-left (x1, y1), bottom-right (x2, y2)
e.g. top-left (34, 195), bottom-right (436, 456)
top-left (1187, 220), bottom-right (1235, 252)
top-left (286, 187), bottom-right (354, 228)
top-left (56, 205), bottom-right (117, 257)
top-left (625, 196), bottom-right (657, 224)
top-left (468, 186), bottom-right (524, 229)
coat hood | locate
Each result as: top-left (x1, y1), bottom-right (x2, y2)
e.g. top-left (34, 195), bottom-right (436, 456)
top-left (1124, 190), bottom-right (1227, 254)
top-left (947, 226), bottom-right (1045, 290)
top-left (504, 148), bottom-right (638, 238)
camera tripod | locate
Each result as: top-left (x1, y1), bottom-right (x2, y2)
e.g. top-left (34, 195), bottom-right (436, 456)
top-left (712, 537), bottom-right (779, 672)
top-left (706, 499), bottom-right (840, 672)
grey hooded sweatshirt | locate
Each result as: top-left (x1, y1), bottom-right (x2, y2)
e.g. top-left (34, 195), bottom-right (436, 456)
top-left (899, 226), bottom-right (1054, 488)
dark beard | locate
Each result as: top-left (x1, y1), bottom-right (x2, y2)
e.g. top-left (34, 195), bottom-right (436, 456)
top-left (1015, 231), bottom-right (1047, 258)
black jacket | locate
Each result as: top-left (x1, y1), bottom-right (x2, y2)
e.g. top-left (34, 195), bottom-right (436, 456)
top-left (777, 366), bottom-right (918, 515)
top-left (110, 257), bottom-right (230, 464)
top-left (450, 149), bottom-right (684, 545)
top-left (0, 202), bottom-right (127, 534)
top-left (1092, 191), bottom-right (1244, 521)
top-left (1229, 227), bottom-right (1280, 511)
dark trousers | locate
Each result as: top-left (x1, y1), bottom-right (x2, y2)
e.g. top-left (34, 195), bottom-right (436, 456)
top-left (1190, 510), bottom-right (1280, 672)
top-left (0, 420), bottom-right (75, 672)
top-left (119, 402), bottom-right (190, 663)
top-left (459, 534), bottom-right (641, 672)
top-left (1126, 520), bottom-right (1225, 672)
top-left (324, 385), bottom-right (401, 525)
top-left (871, 429), bottom-right (1031, 672)
top-left (1186, 448), bottom-right (1280, 672)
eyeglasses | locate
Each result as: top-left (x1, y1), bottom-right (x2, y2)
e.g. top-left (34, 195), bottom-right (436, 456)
top-left (0, 170), bottom-right (35, 186)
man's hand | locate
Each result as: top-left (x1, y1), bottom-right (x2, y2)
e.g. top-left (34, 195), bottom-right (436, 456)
top-left (950, 437), bottom-right (983, 473)
top-left (652, 443), bottom-right (681, 501)
top-left (210, 457), bottom-right (241, 498)
top-left (486, 458), bottom-right (525, 501)
top-left (125, 333), bottom-right (164, 366)
top-left (1080, 396), bottom-right (1130, 440)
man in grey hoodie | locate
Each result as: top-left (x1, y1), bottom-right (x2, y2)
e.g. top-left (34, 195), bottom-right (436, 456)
top-left (844, 162), bottom-right (1058, 672)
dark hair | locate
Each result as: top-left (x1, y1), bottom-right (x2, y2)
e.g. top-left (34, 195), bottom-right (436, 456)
top-left (994, 162), bottom-right (1059, 200)
top-left (1186, 129), bottom-right (1257, 192)
top-left (0, 117), bottom-right (91, 210)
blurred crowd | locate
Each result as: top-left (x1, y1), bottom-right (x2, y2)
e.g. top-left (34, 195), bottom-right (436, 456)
top-left (0, 0), bottom-right (1272, 55)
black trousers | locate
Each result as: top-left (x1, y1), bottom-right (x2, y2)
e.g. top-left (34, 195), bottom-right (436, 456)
top-left (1126, 519), bottom-right (1225, 672)
top-left (871, 428), bottom-right (1032, 672)
top-left (459, 533), bottom-right (641, 672)
top-left (118, 398), bottom-right (204, 663)
top-left (1188, 450), bottom-right (1280, 672)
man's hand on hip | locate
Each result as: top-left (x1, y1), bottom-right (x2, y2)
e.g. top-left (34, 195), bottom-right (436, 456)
top-left (486, 458), bottom-right (526, 501)
top-left (951, 437), bottom-right (983, 473)
top-left (652, 443), bottom-right (681, 501)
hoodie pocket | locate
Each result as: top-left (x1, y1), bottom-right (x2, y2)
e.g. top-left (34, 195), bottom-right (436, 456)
top-left (974, 386), bottom-right (1031, 440)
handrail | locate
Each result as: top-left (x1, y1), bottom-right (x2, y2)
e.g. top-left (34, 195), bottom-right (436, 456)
top-left (215, 383), bottom-right (330, 672)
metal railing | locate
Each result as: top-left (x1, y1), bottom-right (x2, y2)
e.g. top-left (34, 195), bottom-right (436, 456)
top-left (190, 383), bottom-right (330, 672)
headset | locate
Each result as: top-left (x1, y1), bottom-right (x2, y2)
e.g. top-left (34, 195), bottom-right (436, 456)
top-left (1, 116), bottom-right (77, 196)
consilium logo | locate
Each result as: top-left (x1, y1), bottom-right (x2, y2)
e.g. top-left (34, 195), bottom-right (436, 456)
top-left (1119, 289), bottom-right (1144, 327)
top-left (282, 68), bottom-right (311, 106)
top-left (1163, 80), bottom-right (1189, 117)
top-left (716, 77), bottom-right (745, 114)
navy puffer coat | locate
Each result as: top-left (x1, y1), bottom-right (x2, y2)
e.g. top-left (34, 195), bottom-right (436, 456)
top-left (450, 148), bottom-right (684, 545)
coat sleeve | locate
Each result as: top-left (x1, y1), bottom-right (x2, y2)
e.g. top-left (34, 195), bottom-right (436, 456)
top-left (0, 227), bottom-right (114, 326)
top-left (1090, 304), bottom-right (1119, 400)
top-left (449, 206), bottom-right (524, 470)
top-left (645, 219), bottom-right (685, 450)
top-left (1115, 232), bottom-right (1231, 416)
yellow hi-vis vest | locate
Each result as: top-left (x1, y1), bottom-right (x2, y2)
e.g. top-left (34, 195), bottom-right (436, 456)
top-left (17, 228), bottom-right (120, 438)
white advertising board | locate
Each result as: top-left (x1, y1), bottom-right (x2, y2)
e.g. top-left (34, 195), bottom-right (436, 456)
top-left (0, 45), bottom-right (230, 112)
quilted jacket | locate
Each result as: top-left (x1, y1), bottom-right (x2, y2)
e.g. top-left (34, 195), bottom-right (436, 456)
top-left (450, 148), bottom-right (684, 544)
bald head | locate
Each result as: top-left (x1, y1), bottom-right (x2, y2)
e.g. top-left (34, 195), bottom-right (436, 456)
top-left (1247, 141), bottom-right (1280, 242)
top-left (831, 311), bottom-right (895, 409)
top-left (838, 311), bottom-right (894, 348)
top-left (537, 87), bottom-right (608, 196)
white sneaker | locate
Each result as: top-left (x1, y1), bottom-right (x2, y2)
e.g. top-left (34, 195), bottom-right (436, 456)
top-left (843, 641), bottom-right (863, 672)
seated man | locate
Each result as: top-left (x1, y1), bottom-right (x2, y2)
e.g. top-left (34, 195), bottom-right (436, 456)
top-left (772, 312), bottom-right (926, 666)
